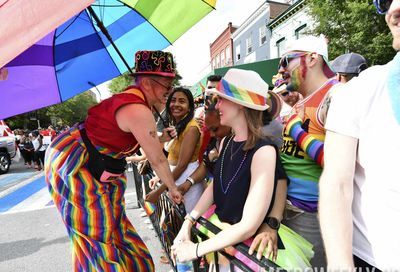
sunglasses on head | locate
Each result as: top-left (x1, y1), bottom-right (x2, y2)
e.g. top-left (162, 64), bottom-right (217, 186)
top-left (278, 52), bottom-right (311, 69)
top-left (374, 0), bottom-right (392, 14)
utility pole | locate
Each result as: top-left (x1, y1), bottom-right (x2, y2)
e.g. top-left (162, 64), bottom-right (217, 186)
top-left (88, 81), bottom-right (101, 102)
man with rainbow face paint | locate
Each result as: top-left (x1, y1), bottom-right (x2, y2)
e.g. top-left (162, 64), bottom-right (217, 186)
top-left (320, 0), bottom-right (400, 270)
top-left (277, 35), bottom-right (338, 269)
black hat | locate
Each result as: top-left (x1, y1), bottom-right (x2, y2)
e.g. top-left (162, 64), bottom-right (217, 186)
top-left (133, 50), bottom-right (176, 78)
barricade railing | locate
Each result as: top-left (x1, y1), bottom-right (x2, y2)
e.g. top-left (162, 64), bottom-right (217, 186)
top-left (129, 166), bottom-right (284, 272)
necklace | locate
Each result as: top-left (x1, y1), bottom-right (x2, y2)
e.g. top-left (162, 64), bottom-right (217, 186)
top-left (230, 137), bottom-right (245, 160)
top-left (219, 136), bottom-right (248, 195)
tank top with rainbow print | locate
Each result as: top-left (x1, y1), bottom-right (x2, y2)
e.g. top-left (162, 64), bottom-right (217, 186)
top-left (280, 79), bottom-right (338, 212)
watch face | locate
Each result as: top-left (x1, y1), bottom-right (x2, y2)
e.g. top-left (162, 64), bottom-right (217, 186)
top-left (267, 217), bottom-right (280, 230)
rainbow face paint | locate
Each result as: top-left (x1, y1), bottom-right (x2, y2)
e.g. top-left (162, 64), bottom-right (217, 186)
top-left (286, 63), bottom-right (303, 92)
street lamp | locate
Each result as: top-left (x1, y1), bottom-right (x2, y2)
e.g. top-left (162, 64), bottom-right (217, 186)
top-left (88, 81), bottom-right (101, 101)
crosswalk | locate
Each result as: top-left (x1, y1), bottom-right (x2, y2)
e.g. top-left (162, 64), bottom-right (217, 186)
top-left (0, 174), bottom-right (53, 214)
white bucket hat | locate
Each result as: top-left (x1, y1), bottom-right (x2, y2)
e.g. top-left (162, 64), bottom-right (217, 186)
top-left (282, 35), bottom-right (335, 78)
top-left (206, 69), bottom-right (281, 117)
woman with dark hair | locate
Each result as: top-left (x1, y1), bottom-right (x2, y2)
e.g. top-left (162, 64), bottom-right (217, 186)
top-left (149, 87), bottom-right (204, 213)
top-left (19, 132), bottom-right (34, 168)
top-left (32, 130), bottom-right (46, 170)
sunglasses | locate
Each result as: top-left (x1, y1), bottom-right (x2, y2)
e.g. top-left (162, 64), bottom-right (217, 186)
top-left (278, 52), bottom-right (310, 69)
top-left (374, 0), bottom-right (392, 14)
top-left (150, 78), bottom-right (173, 91)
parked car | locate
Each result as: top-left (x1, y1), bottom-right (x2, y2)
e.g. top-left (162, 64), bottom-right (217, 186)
top-left (0, 135), bottom-right (16, 174)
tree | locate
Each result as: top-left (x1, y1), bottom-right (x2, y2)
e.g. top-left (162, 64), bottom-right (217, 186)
top-left (108, 72), bottom-right (132, 95)
top-left (46, 91), bottom-right (97, 126)
top-left (307, 0), bottom-right (395, 65)
top-left (6, 91), bottom-right (97, 130)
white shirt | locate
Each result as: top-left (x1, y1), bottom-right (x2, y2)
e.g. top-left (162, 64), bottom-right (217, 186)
top-left (32, 137), bottom-right (47, 152)
top-left (325, 60), bottom-right (400, 270)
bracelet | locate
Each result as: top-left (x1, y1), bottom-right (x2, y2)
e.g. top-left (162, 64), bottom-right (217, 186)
top-left (186, 176), bottom-right (195, 186)
top-left (184, 214), bottom-right (196, 224)
top-left (195, 243), bottom-right (200, 258)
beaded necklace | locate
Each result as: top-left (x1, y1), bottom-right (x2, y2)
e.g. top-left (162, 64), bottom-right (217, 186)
top-left (219, 135), bottom-right (248, 195)
top-left (230, 138), bottom-right (245, 160)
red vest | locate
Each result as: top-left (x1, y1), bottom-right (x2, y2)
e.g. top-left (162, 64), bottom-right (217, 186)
top-left (85, 86), bottom-right (149, 155)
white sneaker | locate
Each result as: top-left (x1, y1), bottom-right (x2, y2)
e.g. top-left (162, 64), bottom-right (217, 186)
top-left (140, 211), bottom-right (147, 217)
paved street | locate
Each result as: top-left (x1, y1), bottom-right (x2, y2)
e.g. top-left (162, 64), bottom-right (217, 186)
top-left (0, 160), bottom-right (172, 272)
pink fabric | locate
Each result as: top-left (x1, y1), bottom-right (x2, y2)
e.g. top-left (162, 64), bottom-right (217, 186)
top-left (0, 0), bottom-right (94, 68)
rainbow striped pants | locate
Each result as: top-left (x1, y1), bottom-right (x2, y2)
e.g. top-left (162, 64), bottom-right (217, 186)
top-left (44, 126), bottom-right (154, 271)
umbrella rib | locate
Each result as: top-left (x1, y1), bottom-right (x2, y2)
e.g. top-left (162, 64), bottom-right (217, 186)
top-left (85, 8), bottom-right (130, 76)
top-left (52, 31), bottom-right (64, 103)
top-left (115, 0), bottom-right (173, 45)
top-left (90, 4), bottom-right (125, 7)
top-left (55, 12), bottom-right (83, 39)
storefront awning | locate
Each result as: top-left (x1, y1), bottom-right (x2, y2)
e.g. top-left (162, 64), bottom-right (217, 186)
top-left (214, 58), bottom-right (279, 87)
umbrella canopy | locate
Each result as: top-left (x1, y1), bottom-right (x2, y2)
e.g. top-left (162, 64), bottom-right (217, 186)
top-left (0, 0), bottom-right (95, 68)
top-left (0, 0), bottom-right (216, 119)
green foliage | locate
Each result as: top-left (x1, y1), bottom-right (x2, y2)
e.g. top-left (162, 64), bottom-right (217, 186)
top-left (307, 0), bottom-right (395, 65)
top-left (108, 72), bottom-right (132, 94)
top-left (6, 91), bottom-right (97, 129)
top-left (46, 91), bottom-right (97, 125)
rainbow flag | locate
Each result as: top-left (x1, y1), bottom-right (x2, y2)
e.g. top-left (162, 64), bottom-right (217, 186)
top-left (143, 201), bottom-right (156, 216)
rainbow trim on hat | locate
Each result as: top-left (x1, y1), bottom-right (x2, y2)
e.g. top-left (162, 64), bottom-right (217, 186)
top-left (217, 79), bottom-right (267, 107)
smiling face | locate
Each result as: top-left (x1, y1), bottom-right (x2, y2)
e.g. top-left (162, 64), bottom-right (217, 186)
top-left (149, 76), bottom-right (174, 105)
top-left (278, 51), bottom-right (308, 92)
top-left (169, 91), bottom-right (190, 122)
top-left (386, 0), bottom-right (400, 50)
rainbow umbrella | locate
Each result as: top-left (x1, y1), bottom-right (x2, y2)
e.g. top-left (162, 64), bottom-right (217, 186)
top-left (0, 0), bottom-right (216, 119)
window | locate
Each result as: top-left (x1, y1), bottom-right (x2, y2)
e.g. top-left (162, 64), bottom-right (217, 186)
top-left (295, 24), bottom-right (307, 40)
top-left (236, 44), bottom-right (241, 61)
top-left (216, 53), bottom-right (220, 68)
top-left (259, 25), bottom-right (267, 45)
top-left (220, 50), bottom-right (225, 67)
top-left (276, 37), bottom-right (286, 57)
top-left (225, 46), bottom-right (231, 65)
top-left (246, 36), bottom-right (253, 54)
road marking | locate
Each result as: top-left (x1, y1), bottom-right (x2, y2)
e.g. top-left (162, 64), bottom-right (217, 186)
top-left (4, 187), bottom-right (53, 214)
top-left (0, 172), bottom-right (35, 188)
top-left (0, 176), bottom-right (138, 215)
top-left (0, 172), bottom-right (43, 198)
top-left (0, 176), bottom-right (47, 213)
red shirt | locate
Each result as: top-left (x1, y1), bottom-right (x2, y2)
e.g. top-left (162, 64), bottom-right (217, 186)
top-left (198, 125), bottom-right (211, 162)
top-left (85, 86), bottom-right (149, 155)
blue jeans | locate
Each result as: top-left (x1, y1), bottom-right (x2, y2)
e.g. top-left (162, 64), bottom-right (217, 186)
top-left (283, 208), bottom-right (326, 270)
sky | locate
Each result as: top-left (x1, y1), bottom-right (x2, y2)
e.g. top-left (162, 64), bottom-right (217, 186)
top-left (95, 0), bottom-right (268, 100)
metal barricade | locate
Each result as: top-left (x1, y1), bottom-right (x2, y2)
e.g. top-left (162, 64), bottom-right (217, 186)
top-left (131, 168), bottom-right (284, 272)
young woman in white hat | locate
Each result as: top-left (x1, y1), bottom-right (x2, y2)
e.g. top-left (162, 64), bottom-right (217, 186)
top-left (171, 69), bottom-right (313, 271)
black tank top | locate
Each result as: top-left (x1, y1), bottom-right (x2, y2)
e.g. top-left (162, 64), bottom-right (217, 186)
top-left (213, 135), bottom-right (285, 224)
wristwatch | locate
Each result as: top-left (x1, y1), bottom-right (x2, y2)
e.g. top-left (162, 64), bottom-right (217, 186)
top-left (265, 217), bottom-right (280, 230)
